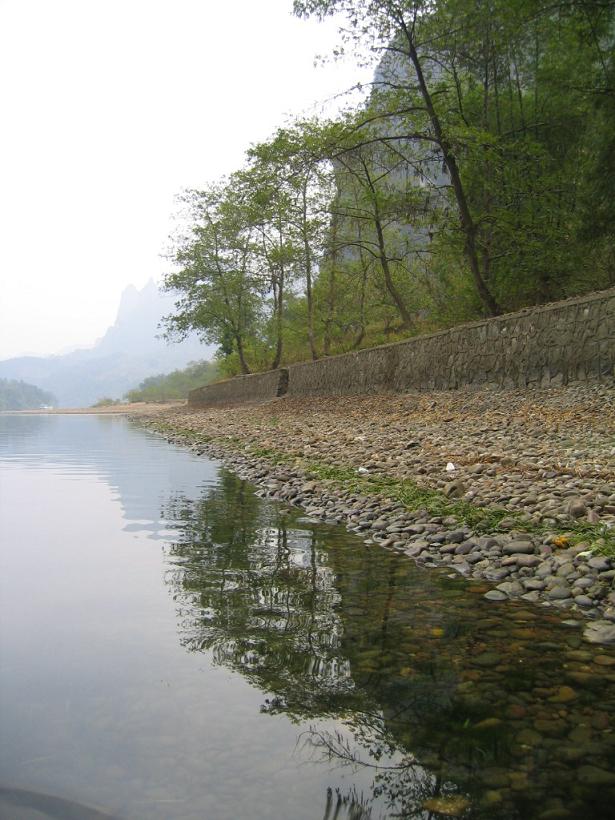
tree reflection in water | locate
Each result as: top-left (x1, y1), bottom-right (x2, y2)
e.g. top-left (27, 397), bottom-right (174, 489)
top-left (162, 469), bottom-right (615, 820)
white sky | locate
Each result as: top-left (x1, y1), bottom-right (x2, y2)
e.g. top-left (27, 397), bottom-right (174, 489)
top-left (0, 0), bottom-right (370, 359)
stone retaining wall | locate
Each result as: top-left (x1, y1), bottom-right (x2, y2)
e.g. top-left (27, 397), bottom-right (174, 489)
top-left (189, 368), bottom-right (288, 407)
top-left (189, 287), bottom-right (615, 405)
top-left (287, 287), bottom-right (615, 396)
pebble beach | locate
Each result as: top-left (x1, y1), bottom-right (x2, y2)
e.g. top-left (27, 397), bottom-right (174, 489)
top-left (135, 382), bottom-right (615, 645)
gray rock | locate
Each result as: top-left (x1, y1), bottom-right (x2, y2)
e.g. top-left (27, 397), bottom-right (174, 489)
top-left (547, 586), bottom-right (572, 600)
top-left (588, 556), bottom-right (611, 572)
top-left (556, 562), bottom-right (575, 577)
top-left (566, 498), bottom-right (587, 519)
top-left (536, 561), bottom-right (554, 578)
top-left (496, 581), bottom-right (524, 597)
top-left (444, 480), bottom-right (466, 498)
top-left (577, 765), bottom-right (615, 785)
top-left (516, 554), bottom-right (541, 568)
top-left (522, 591), bottom-right (541, 602)
top-left (603, 606), bottom-right (615, 622)
top-left (485, 568), bottom-right (511, 581)
top-left (454, 541), bottom-right (475, 555)
top-left (503, 540), bottom-right (535, 555)
top-left (484, 590), bottom-right (508, 602)
top-left (523, 578), bottom-right (546, 590)
top-left (583, 620), bottom-right (615, 645)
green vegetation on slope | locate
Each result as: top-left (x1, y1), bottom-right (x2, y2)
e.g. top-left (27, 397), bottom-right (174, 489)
top-left (123, 360), bottom-right (218, 402)
top-left (0, 378), bottom-right (56, 410)
top-left (162, 0), bottom-right (614, 377)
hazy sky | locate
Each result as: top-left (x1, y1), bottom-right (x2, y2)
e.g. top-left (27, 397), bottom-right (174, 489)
top-left (0, 0), bottom-right (369, 360)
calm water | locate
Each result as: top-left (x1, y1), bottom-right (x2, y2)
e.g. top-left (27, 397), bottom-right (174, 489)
top-left (1, 415), bottom-right (614, 820)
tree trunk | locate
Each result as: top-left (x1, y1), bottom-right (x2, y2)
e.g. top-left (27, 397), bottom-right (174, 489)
top-left (401, 21), bottom-right (502, 316)
top-left (271, 274), bottom-right (284, 370)
top-left (236, 333), bottom-right (251, 374)
top-left (353, 224), bottom-right (369, 349)
top-left (302, 184), bottom-right (319, 360)
top-left (360, 157), bottom-right (415, 329)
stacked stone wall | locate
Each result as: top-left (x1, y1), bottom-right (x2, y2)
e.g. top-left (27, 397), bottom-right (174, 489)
top-left (189, 287), bottom-right (615, 405)
top-left (287, 288), bottom-right (615, 396)
top-left (189, 368), bottom-right (288, 407)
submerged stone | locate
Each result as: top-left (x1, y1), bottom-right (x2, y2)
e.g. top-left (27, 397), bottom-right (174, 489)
top-left (422, 795), bottom-right (471, 816)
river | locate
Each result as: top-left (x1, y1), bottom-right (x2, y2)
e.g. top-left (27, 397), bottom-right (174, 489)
top-left (1, 414), bottom-right (614, 820)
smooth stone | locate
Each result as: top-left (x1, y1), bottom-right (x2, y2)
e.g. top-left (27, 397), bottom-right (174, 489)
top-left (567, 498), bottom-right (587, 518)
top-left (521, 591), bottom-right (541, 602)
top-left (506, 704), bottom-right (527, 719)
top-left (473, 652), bottom-right (502, 667)
top-left (549, 686), bottom-right (577, 703)
top-left (480, 769), bottom-right (509, 788)
top-left (496, 580), bottom-right (524, 597)
top-left (565, 650), bottom-right (592, 661)
top-left (523, 578), bottom-right (546, 590)
top-left (481, 790), bottom-right (504, 807)
top-left (422, 796), bottom-right (471, 816)
top-left (573, 576), bottom-right (595, 589)
top-left (548, 586), bottom-right (572, 600)
top-left (594, 654), bottom-right (615, 667)
top-left (516, 554), bottom-right (541, 568)
top-left (536, 561), bottom-right (554, 578)
top-left (502, 540), bottom-right (535, 555)
top-left (484, 590), bottom-right (508, 602)
top-left (588, 556), bottom-right (611, 571)
top-left (454, 541), bottom-right (474, 555)
top-left (474, 717), bottom-right (503, 730)
top-left (577, 765), bottom-right (615, 785)
top-left (584, 621), bottom-right (615, 645)
top-left (516, 728), bottom-right (543, 746)
top-left (444, 480), bottom-right (466, 499)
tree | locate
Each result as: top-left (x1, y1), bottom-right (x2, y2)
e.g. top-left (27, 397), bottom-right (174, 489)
top-left (162, 183), bottom-right (263, 375)
top-left (294, 0), bottom-right (504, 315)
top-left (247, 121), bottom-right (337, 361)
top-left (294, 0), bottom-right (615, 312)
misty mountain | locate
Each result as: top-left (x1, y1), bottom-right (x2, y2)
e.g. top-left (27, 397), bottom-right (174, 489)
top-left (0, 280), bottom-right (213, 407)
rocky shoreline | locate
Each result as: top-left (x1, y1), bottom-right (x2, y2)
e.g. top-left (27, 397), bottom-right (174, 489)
top-left (133, 382), bottom-right (615, 645)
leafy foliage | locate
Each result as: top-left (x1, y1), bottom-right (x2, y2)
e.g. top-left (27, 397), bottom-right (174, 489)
top-left (124, 360), bottom-right (218, 402)
top-left (162, 0), bottom-right (614, 375)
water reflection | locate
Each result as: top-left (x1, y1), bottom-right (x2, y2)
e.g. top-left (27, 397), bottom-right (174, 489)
top-left (0, 413), bottom-right (217, 540)
top-left (3, 415), bottom-right (615, 819)
top-left (165, 470), bottom-right (615, 820)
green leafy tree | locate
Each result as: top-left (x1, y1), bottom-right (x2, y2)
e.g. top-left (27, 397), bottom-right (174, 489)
top-left (163, 183), bottom-right (264, 374)
top-left (124, 359), bottom-right (218, 402)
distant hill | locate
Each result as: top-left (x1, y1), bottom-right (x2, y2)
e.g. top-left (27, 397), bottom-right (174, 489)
top-left (124, 360), bottom-right (218, 402)
top-left (0, 378), bottom-right (57, 410)
top-left (0, 280), bottom-right (213, 407)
